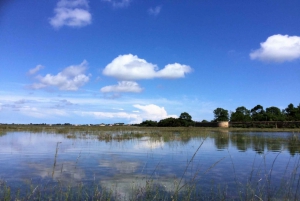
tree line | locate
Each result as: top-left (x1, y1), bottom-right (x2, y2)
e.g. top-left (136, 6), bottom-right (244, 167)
top-left (214, 103), bottom-right (300, 122)
top-left (139, 112), bottom-right (194, 127)
top-left (139, 103), bottom-right (300, 127)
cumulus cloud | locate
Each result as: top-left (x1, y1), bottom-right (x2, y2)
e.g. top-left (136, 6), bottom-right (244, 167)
top-left (250, 34), bottom-right (300, 62)
top-left (28, 65), bottom-right (44, 75)
top-left (102, 0), bottom-right (131, 8)
top-left (49, 0), bottom-right (91, 28)
top-left (80, 104), bottom-right (176, 124)
top-left (100, 81), bottom-right (143, 93)
top-left (30, 60), bottom-right (90, 91)
top-left (102, 54), bottom-right (192, 80)
top-left (133, 104), bottom-right (177, 122)
top-left (148, 6), bottom-right (161, 16)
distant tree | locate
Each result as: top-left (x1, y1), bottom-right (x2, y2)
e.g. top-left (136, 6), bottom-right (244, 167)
top-left (284, 103), bottom-right (297, 121)
top-left (251, 105), bottom-right (266, 121)
top-left (158, 117), bottom-right (182, 127)
top-left (265, 106), bottom-right (285, 121)
top-left (139, 120), bottom-right (157, 127)
top-left (179, 112), bottom-right (192, 121)
top-left (230, 106), bottom-right (251, 122)
top-left (284, 103), bottom-right (300, 121)
top-left (179, 112), bottom-right (194, 126)
top-left (296, 104), bottom-right (300, 120)
top-left (213, 108), bottom-right (229, 122)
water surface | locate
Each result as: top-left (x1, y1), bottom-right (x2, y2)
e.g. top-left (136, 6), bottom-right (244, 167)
top-left (0, 130), bottom-right (299, 200)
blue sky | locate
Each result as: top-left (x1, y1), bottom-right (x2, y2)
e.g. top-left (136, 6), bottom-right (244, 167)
top-left (0, 0), bottom-right (300, 124)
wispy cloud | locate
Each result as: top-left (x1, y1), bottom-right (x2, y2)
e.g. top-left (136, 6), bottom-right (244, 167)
top-left (102, 0), bottom-right (131, 8)
top-left (0, 91), bottom-right (214, 123)
top-left (102, 54), bottom-right (192, 80)
top-left (53, 99), bottom-right (75, 108)
top-left (19, 106), bottom-right (68, 118)
top-left (250, 34), bottom-right (300, 63)
top-left (49, 0), bottom-right (92, 29)
top-left (28, 65), bottom-right (44, 75)
top-left (148, 6), bottom-right (161, 16)
top-left (100, 81), bottom-right (143, 93)
top-left (29, 60), bottom-right (90, 91)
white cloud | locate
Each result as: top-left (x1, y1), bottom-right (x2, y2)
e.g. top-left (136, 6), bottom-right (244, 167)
top-left (148, 6), bottom-right (161, 16)
top-left (28, 65), bottom-right (44, 75)
top-left (83, 111), bottom-right (139, 120)
top-left (57, 0), bottom-right (89, 7)
top-left (133, 104), bottom-right (177, 122)
top-left (30, 60), bottom-right (90, 91)
top-left (102, 54), bottom-right (192, 80)
top-left (100, 81), bottom-right (143, 93)
top-left (79, 104), bottom-right (176, 124)
top-left (49, 0), bottom-right (91, 28)
top-left (156, 63), bottom-right (192, 79)
top-left (102, 0), bottom-right (131, 8)
top-left (250, 34), bottom-right (300, 62)
top-left (20, 106), bottom-right (67, 118)
top-left (113, 108), bottom-right (124, 111)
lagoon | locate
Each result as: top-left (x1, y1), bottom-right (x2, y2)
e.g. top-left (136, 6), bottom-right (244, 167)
top-left (0, 128), bottom-right (300, 200)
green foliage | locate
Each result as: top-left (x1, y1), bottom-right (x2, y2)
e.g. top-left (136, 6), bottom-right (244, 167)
top-left (213, 108), bottom-right (229, 122)
top-left (157, 117), bottom-right (183, 127)
top-left (265, 106), bottom-right (285, 121)
top-left (140, 112), bottom-right (194, 127)
top-left (284, 103), bottom-right (300, 121)
top-left (228, 103), bottom-right (300, 124)
top-left (250, 105), bottom-right (266, 121)
top-left (230, 106), bottom-right (251, 122)
top-left (139, 120), bottom-right (158, 127)
top-left (179, 112), bottom-right (192, 121)
top-left (179, 112), bottom-right (194, 127)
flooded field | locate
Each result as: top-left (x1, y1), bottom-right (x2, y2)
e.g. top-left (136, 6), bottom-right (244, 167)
top-left (0, 127), bottom-right (300, 200)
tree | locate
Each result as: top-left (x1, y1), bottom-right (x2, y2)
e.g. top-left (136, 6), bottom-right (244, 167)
top-left (179, 112), bottom-right (193, 126)
top-left (213, 108), bottom-right (229, 122)
top-left (284, 103), bottom-right (297, 121)
top-left (265, 106), bottom-right (284, 121)
top-left (139, 120), bottom-right (157, 127)
top-left (157, 117), bottom-right (182, 127)
top-left (251, 105), bottom-right (265, 121)
top-left (179, 112), bottom-right (192, 121)
top-left (230, 106), bottom-right (251, 122)
top-left (296, 104), bottom-right (300, 120)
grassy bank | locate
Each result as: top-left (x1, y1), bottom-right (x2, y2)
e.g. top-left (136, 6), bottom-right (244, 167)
top-left (1, 124), bottom-right (300, 133)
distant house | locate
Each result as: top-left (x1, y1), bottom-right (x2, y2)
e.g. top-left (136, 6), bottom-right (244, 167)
top-left (99, 123), bottom-right (106, 126)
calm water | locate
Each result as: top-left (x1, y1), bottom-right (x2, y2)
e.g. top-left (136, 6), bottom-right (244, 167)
top-left (0, 130), bottom-right (300, 200)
